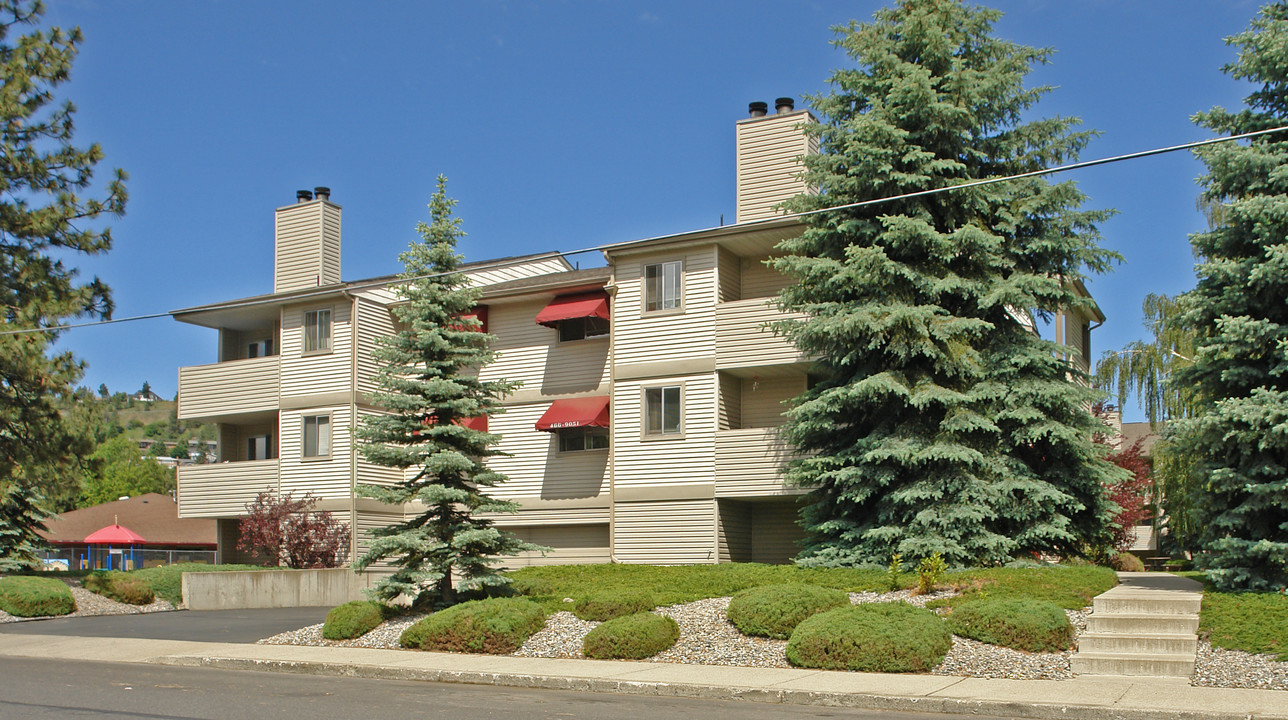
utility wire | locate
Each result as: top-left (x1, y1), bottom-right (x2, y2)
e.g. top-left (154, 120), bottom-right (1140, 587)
top-left (4, 124), bottom-right (1286, 338)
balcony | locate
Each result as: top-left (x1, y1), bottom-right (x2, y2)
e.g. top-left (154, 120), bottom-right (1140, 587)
top-left (177, 459), bottom-right (278, 518)
top-left (714, 427), bottom-right (803, 498)
top-left (714, 299), bottom-right (808, 370)
top-left (177, 355), bottom-right (280, 421)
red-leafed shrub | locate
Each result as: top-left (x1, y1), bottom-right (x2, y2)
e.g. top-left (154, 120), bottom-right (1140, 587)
top-left (1104, 438), bottom-right (1152, 552)
top-left (237, 492), bottom-right (349, 568)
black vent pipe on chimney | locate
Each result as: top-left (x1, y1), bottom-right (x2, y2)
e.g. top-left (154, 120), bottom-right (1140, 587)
top-left (748, 101), bottom-right (768, 118)
top-left (314, 186), bottom-right (331, 202)
top-left (297, 190), bottom-right (313, 203)
top-left (775, 97), bottom-right (795, 114)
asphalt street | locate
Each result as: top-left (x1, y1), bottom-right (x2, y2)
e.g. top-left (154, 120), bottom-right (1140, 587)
top-left (0, 656), bottom-right (1012, 720)
top-left (0, 607), bottom-right (329, 643)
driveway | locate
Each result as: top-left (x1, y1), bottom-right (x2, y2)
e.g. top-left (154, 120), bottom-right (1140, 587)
top-left (0, 606), bottom-right (328, 643)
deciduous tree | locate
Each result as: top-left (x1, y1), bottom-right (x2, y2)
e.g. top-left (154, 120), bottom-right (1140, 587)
top-left (237, 492), bottom-right (349, 568)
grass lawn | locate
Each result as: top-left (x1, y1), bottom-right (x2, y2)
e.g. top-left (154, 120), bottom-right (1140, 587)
top-left (505, 563), bottom-right (1118, 614)
top-left (1172, 571), bottom-right (1288, 661)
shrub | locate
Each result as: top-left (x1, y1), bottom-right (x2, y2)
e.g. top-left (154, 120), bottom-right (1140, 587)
top-left (725, 583), bottom-right (849, 639)
top-left (583, 612), bottom-right (680, 659)
top-left (323, 600), bottom-right (385, 640)
top-left (786, 603), bottom-right (951, 672)
top-left (947, 597), bottom-right (1073, 653)
top-left (916, 553), bottom-right (947, 594)
top-left (0, 576), bottom-right (76, 617)
top-left (509, 575), bottom-right (554, 597)
top-left (400, 597), bottom-right (546, 654)
top-left (573, 590), bottom-right (655, 621)
top-left (886, 553), bottom-right (904, 592)
top-left (1111, 552), bottom-right (1145, 572)
top-left (83, 571), bottom-right (154, 605)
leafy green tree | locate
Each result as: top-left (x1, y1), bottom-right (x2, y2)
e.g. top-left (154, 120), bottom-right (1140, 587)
top-left (1095, 293), bottom-right (1197, 424)
top-left (353, 176), bottom-right (540, 606)
top-left (0, 0), bottom-right (127, 562)
top-left (1169, 3), bottom-right (1288, 591)
top-left (774, 0), bottom-right (1119, 567)
top-left (81, 435), bottom-right (174, 507)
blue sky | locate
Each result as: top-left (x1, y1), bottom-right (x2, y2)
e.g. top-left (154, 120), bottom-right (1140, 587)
top-left (42, 0), bottom-right (1262, 422)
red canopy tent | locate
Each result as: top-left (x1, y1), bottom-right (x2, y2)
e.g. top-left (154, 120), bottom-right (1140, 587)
top-left (84, 521), bottom-right (146, 571)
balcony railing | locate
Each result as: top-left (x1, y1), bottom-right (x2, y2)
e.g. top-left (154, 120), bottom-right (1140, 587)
top-left (177, 355), bottom-right (280, 421)
top-left (177, 459), bottom-right (278, 518)
top-left (714, 299), bottom-right (808, 370)
top-left (714, 427), bottom-right (803, 498)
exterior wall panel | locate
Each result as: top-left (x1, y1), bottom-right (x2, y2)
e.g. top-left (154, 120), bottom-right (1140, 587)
top-left (740, 375), bottom-right (803, 428)
top-left (751, 500), bottom-right (806, 564)
top-left (612, 249), bottom-right (717, 363)
top-left (503, 524), bottom-right (610, 567)
top-left (611, 374), bottom-right (716, 491)
top-left (279, 406), bottom-right (353, 500)
top-left (486, 401), bottom-right (609, 501)
top-left (613, 499), bottom-right (716, 564)
top-left (714, 428), bottom-right (801, 498)
top-left (280, 302), bottom-right (353, 399)
top-left (178, 356), bottom-right (280, 421)
top-left (715, 299), bottom-right (807, 369)
top-left (178, 460), bottom-right (279, 518)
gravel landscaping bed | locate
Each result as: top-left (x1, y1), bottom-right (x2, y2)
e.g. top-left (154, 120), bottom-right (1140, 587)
top-left (1193, 640), bottom-right (1288, 691)
top-left (0, 583), bottom-right (175, 622)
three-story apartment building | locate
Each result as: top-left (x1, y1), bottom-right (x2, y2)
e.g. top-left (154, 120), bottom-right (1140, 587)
top-left (174, 99), bottom-right (1103, 567)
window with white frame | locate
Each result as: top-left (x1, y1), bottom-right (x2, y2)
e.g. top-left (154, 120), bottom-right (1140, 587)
top-left (302, 415), bottom-right (331, 458)
top-left (644, 261), bottom-right (682, 312)
top-left (644, 385), bottom-right (682, 436)
top-left (558, 426), bottom-right (609, 452)
top-left (558, 316), bottom-right (610, 342)
top-left (303, 308), bottom-right (332, 353)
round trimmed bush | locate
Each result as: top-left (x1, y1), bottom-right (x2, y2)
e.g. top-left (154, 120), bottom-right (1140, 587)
top-left (400, 597), bottom-right (546, 654)
top-left (947, 597), bottom-right (1073, 653)
top-left (0, 576), bottom-right (76, 617)
top-left (786, 602), bottom-right (951, 672)
top-left (1111, 552), bottom-right (1145, 572)
top-left (726, 583), bottom-right (849, 639)
top-left (582, 612), bottom-right (679, 660)
top-left (573, 590), bottom-right (655, 621)
top-left (323, 600), bottom-right (386, 640)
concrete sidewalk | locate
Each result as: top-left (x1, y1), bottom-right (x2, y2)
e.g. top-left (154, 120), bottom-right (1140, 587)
top-left (1, 631), bottom-right (1284, 720)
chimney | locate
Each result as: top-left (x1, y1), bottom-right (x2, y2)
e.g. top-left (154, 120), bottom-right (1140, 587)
top-left (735, 96), bottom-right (818, 223)
top-left (274, 186), bottom-right (341, 293)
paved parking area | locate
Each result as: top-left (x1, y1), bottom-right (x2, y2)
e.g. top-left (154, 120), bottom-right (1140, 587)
top-left (0, 606), bottom-right (328, 643)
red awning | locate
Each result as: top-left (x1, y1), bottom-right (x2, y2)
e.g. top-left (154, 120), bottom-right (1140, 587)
top-left (84, 524), bottom-right (146, 545)
top-left (419, 415), bottom-right (488, 432)
top-left (535, 291), bottom-right (609, 328)
top-left (535, 396), bottom-right (610, 432)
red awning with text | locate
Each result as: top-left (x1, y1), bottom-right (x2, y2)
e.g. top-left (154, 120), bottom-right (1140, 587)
top-left (535, 291), bottom-right (609, 328)
top-left (534, 396), bottom-right (610, 432)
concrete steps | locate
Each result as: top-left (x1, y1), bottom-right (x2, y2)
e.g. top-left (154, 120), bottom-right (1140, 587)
top-left (1070, 572), bottom-right (1203, 678)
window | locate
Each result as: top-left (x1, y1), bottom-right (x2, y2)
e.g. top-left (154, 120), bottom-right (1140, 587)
top-left (644, 386), bottom-right (682, 436)
top-left (644, 261), bottom-right (682, 312)
top-left (558, 316), bottom-right (610, 342)
top-left (247, 435), bottom-right (271, 461)
top-left (246, 339), bottom-right (270, 358)
top-left (303, 415), bottom-right (331, 458)
top-left (303, 309), bottom-right (332, 353)
top-left (558, 426), bottom-right (609, 452)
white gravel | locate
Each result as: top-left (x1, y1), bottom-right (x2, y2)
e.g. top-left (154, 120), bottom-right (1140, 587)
top-left (1193, 640), bottom-right (1288, 691)
top-left (0, 581), bottom-right (175, 622)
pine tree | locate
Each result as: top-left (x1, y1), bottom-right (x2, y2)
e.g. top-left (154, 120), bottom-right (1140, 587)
top-left (774, 0), bottom-right (1119, 567)
top-left (0, 0), bottom-right (127, 564)
top-left (354, 176), bottom-right (539, 606)
top-left (1169, 3), bottom-right (1288, 591)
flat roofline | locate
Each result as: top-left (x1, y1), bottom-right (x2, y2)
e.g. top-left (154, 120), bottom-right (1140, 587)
top-left (595, 216), bottom-right (804, 255)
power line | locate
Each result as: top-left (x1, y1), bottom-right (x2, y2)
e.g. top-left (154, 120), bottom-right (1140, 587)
top-left (3, 124), bottom-right (1286, 338)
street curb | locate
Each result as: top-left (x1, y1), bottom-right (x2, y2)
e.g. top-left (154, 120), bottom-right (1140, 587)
top-left (151, 655), bottom-right (1288, 720)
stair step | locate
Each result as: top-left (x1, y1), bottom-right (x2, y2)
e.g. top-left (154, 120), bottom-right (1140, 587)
top-left (1085, 612), bottom-right (1199, 635)
top-left (1078, 632), bottom-right (1198, 655)
top-left (1093, 594), bottom-right (1201, 615)
top-left (1071, 652), bottom-right (1194, 677)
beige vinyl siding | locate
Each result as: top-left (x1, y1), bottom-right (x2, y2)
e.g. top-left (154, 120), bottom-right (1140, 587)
top-left (274, 201), bottom-right (341, 293)
top-left (1062, 310), bottom-right (1091, 375)
top-left (716, 247), bottom-right (741, 302)
top-left (716, 500), bottom-right (752, 563)
top-left (354, 510), bottom-right (404, 567)
top-left (714, 299), bottom-right (807, 369)
top-left (356, 298), bottom-right (397, 400)
top-left (177, 356), bottom-right (280, 421)
top-left (279, 406), bottom-right (352, 500)
top-left (735, 111), bottom-right (818, 224)
top-left (177, 460), bottom-right (279, 518)
top-left (489, 507), bottom-right (610, 526)
top-left (502, 525), bottom-right (610, 567)
top-left (740, 256), bottom-right (791, 299)
top-left (354, 411), bottom-right (403, 488)
top-left (280, 302), bottom-right (353, 399)
top-left (613, 499), bottom-right (717, 564)
top-left (612, 249), bottom-right (717, 363)
top-left (466, 257), bottom-right (571, 286)
top-left (485, 401), bottom-right (609, 501)
top-left (713, 428), bottom-right (800, 498)
top-left (717, 373), bottom-right (741, 431)
top-left (480, 299), bottom-right (609, 394)
top-left (751, 500), bottom-right (806, 564)
top-left (740, 375), bottom-right (803, 428)
top-left (611, 374), bottom-right (715, 491)
top-left (219, 422), bottom-right (277, 462)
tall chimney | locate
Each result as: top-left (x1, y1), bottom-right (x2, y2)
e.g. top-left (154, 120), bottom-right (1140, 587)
top-left (735, 97), bottom-right (818, 223)
top-left (275, 187), bottom-right (341, 293)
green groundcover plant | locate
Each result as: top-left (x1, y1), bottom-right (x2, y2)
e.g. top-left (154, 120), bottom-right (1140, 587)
top-left (573, 590), bottom-right (655, 622)
top-left (83, 570), bottom-right (154, 605)
top-left (0, 576), bottom-right (76, 617)
top-left (582, 612), bottom-right (680, 660)
top-left (323, 600), bottom-right (389, 641)
top-left (400, 597), bottom-right (546, 654)
top-left (947, 597), bottom-right (1073, 652)
top-left (787, 603), bottom-right (951, 672)
top-left (725, 583), bottom-right (849, 639)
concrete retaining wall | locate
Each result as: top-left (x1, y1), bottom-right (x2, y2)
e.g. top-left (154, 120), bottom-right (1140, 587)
top-left (181, 569), bottom-right (377, 610)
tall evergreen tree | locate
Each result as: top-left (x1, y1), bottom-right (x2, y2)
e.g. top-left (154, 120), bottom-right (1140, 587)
top-left (1170, 3), bottom-right (1288, 591)
top-left (774, 0), bottom-right (1119, 567)
top-left (354, 176), bottom-right (539, 606)
top-left (0, 0), bottom-right (127, 564)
